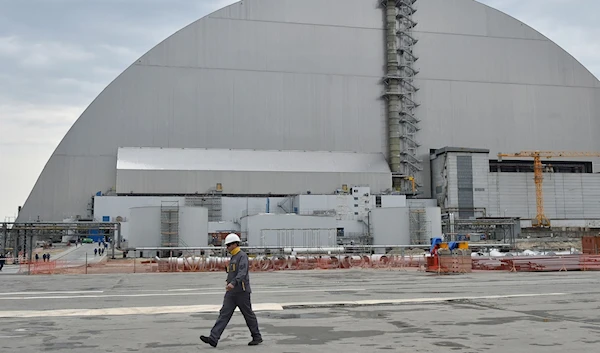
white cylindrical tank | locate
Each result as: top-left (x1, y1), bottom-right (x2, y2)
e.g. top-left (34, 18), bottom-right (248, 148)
top-left (425, 207), bottom-right (442, 243)
top-left (128, 206), bottom-right (162, 248)
top-left (179, 207), bottom-right (209, 247)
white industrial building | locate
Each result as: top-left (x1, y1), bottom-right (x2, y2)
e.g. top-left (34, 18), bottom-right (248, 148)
top-left (14, 0), bottom-right (600, 247)
top-left (431, 148), bottom-right (600, 228)
top-left (94, 186), bottom-right (443, 248)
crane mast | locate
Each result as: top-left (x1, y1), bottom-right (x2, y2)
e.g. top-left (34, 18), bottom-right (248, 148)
top-left (497, 151), bottom-right (600, 228)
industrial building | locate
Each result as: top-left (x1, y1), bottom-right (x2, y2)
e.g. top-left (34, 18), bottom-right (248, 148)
top-left (12, 0), bottom-right (600, 249)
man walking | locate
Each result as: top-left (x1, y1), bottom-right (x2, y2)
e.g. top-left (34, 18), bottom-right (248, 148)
top-left (200, 233), bottom-right (262, 347)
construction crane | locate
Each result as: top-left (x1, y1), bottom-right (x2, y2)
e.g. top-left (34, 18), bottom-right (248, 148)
top-left (497, 151), bottom-right (600, 228)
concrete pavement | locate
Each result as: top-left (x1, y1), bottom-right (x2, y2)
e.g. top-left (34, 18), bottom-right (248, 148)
top-left (0, 244), bottom-right (106, 275)
top-left (54, 243), bottom-right (107, 264)
top-left (0, 270), bottom-right (598, 352)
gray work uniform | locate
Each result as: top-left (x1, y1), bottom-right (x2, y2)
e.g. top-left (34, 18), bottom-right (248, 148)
top-left (209, 249), bottom-right (261, 342)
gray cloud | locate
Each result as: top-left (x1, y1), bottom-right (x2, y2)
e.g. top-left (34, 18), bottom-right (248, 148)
top-left (0, 0), bottom-right (222, 110)
top-left (0, 0), bottom-right (235, 220)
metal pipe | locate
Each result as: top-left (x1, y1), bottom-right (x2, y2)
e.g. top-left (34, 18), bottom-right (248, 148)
top-left (283, 247), bottom-right (345, 254)
top-left (131, 243), bottom-right (511, 252)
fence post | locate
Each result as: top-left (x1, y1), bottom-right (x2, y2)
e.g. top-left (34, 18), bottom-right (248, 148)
top-left (85, 252), bottom-right (88, 274)
top-left (133, 250), bottom-right (136, 274)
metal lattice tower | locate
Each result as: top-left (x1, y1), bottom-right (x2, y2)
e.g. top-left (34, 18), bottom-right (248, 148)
top-left (160, 201), bottom-right (180, 247)
top-left (409, 202), bottom-right (429, 245)
top-left (382, 0), bottom-right (422, 194)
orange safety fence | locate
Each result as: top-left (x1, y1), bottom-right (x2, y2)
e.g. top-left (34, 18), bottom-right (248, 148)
top-left (17, 253), bottom-right (428, 275)
top-left (17, 254), bottom-right (600, 275)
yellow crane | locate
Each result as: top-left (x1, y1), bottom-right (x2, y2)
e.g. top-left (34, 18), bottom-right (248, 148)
top-left (497, 151), bottom-right (600, 228)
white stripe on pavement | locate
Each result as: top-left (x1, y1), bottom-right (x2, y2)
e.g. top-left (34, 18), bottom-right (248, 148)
top-left (0, 291), bottom-right (104, 296)
top-left (0, 288), bottom-right (365, 301)
top-left (0, 303), bottom-right (284, 318)
top-left (280, 292), bottom-right (569, 308)
top-left (0, 292), bottom-right (570, 318)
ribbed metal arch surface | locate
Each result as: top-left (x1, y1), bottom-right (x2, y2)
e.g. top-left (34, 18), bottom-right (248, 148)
top-left (116, 147), bottom-right (391, 173)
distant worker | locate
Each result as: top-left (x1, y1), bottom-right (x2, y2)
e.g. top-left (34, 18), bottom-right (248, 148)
top-left (0, 254), bottom-right (5, 271)
top-left (94, 248), bottom-right (97, 256)
top-left (42, 253), bottom-right (47, 262)
top-left (200, 233), bottom-right (262, 347)
top-left (35, 253), bottom-right (39, 262)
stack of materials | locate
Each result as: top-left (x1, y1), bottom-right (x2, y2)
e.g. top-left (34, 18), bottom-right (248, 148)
top-left (438, 248), bottom-right (472, 273)
top-left (472, 255), bottom-right (600, 272)
top-left (582, 236), bottom-right (600, 255)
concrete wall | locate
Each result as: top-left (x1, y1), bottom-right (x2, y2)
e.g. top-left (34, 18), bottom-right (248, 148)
top-left (221, 197), bottom-right (288, 222)
top-left (371, 208), bottom-right (410, 245)
top-left (208, 221), bottom-right (240, 234)
top-left (128, 207), bottom-right (162, 248)
top-left (381, 195), bottom-right (407, 208)
top-left (487, 173), bottom-right (600, 220)
top-left (407, 199), bottom-right (438, 208)
top-left (242, 214), bottom-right (337, 247)
top-left (93, 196), bottom-right (186, 222)
top-left (126, 206), bottom-right (209, 248)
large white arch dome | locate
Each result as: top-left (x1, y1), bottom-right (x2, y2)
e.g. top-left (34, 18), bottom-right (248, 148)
top-left (18, 0), bottom-right (600, 221)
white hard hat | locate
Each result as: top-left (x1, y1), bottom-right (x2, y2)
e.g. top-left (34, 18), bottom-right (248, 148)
top-left (224, 233), bottom-right (241, 245)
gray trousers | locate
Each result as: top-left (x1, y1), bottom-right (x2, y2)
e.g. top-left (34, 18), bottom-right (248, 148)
top-left (210, 291), bottom-right (262, 342)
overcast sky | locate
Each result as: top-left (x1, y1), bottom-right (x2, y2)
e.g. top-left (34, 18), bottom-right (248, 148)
top-left (1, 0), bottom-right (599, 221)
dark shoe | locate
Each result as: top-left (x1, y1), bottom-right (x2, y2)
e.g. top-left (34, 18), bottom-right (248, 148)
top-left (200, 335), bottom-right (217, 347)
top-left (248, 338), bottom-right (263, 346)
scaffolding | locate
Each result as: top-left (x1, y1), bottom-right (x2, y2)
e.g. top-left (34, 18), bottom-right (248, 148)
top-left (185, 194), bottom-right (222, 221)
top-left (160, 201), bottom-right (180, 247)
top-left (382, 0), bottom-right (422, 194)
top-left (409, 202), bottom-right (429, 245)
top-left (441, 218), bottom-right (518, 247)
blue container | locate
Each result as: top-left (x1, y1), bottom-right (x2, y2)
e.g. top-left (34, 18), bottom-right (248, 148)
top-left (88, 235), bottom-right (104, 242)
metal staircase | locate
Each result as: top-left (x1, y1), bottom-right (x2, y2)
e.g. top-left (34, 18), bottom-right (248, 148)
top-left (160, 201), bottom-right (180, 247)
top-left (382, 0), bottom-right (422, 195)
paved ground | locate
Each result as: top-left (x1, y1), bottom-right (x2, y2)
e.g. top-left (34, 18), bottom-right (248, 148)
top-left (0, 269), bottom-right (598, 352)
top-left (54, 243), bottom-right (107, 264)
top-left (0, 244), bottom-right (107, 275)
